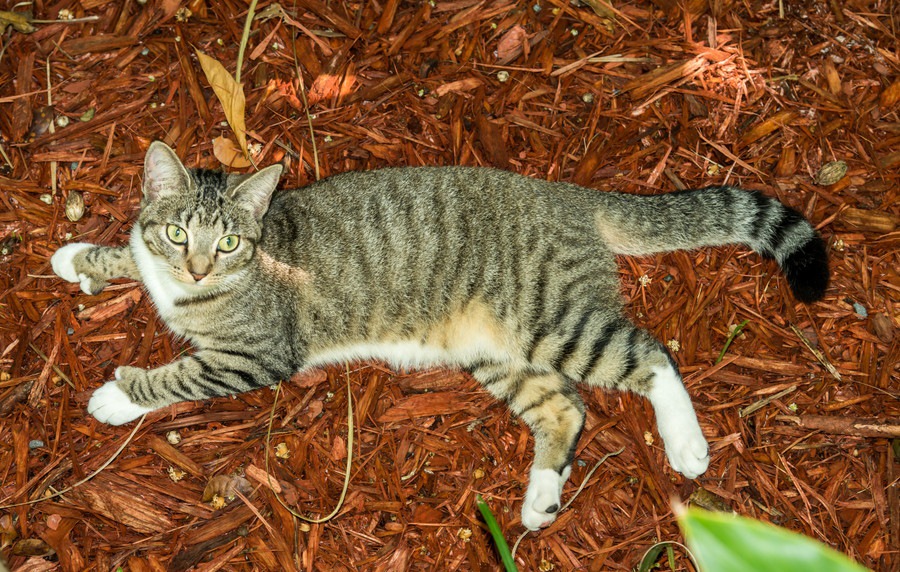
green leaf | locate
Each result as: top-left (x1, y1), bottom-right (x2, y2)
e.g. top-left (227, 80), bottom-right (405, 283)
top-left (638, 543), bottom-right (666, 572)
top-left (678, 507), bottom-right (871, 572)
top-left (475, 495), bottom-right (518, 572)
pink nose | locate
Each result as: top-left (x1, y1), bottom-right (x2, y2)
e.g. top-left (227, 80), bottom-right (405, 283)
top-left (190, 272), bottom-right (207, 282)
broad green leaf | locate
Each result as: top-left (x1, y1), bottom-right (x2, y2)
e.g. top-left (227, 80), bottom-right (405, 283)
top-left (678, 508), bottom-right (870, 572)
top-left (195, 51), bottom-right (248, 157)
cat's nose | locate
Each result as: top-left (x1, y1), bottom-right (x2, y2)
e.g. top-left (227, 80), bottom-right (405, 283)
top-left (190, 272), bottom-right (207, 282)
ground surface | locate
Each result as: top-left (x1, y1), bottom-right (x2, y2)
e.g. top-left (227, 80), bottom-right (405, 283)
top-left (0, 0), bottom-right (898, 570)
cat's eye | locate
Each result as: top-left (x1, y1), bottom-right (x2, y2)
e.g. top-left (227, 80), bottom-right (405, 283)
top-left (166, 225), bottom-right (187, 245)
top-left (217, 235), bottom-right (240, 252)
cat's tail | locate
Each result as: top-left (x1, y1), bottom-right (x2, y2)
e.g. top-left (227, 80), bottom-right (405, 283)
top-left (592, 186), bottom-right (829, 303)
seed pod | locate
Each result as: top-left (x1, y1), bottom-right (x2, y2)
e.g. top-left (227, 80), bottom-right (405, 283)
top-left (815, 160), bottom-right (847, 186)
top-left (65, 191), bottom-right (85, 222)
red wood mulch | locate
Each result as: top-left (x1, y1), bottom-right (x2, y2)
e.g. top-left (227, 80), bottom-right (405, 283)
top-left (1, 1), bottom-right (898, 570)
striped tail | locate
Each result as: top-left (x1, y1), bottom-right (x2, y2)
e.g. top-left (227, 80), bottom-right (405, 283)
top-left (593, 186), bottom-right (829, 303)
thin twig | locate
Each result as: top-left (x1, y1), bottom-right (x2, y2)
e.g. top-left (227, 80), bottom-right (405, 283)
top-left (290, 35), bottom-right (320, 181)
top-left (31, 16), bottom-right (101, 24)
top-left (29, 342), bottom-right (74, 389)
top-left (0, 415), bottom-right (146, 509)
top-left (264, 364), bottom-right (354, 523)
top-left (234, 0), bottom-right (259, 85)
top-left (511, 447), bottom-right (625, 558)
top-left (739, 384), bottom-right (797, 418)
top-left (45, 58), bottom-right (57, 196)
top-left (790, 324), bottom-right (841, 381)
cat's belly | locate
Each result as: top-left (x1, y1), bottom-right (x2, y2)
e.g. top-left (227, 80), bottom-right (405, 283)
top-left (306, 301), bottom-right (517, 370)
top-left (307, 341), bottom-right (460, 370)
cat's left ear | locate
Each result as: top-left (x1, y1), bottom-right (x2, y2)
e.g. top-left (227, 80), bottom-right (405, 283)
top-left (228, 164), bottom-right (283, 219)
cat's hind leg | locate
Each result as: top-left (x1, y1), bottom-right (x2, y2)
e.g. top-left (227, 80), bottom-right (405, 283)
top-left (52, 244), bottom-right (140, 295)
top-left (574, 323), bottom-right (709, 479)
top-left (469, 363), bottom-right (585, 530)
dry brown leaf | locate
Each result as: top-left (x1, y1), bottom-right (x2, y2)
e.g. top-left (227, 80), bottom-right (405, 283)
top-left (212, 135), bottom-right (251, 168)
top-left (196, 51), bottom-right (248, 156)
top-left (879, 79), bottom-right (900, 109)
top-left (0, 10), bottom-right (35, 34)
top-left (201, 474), bottom-right (252, 504)
top-left (581, 0), bottom-right (616, 18)
top-left (11, 538), bottom-right (54, 557)
top-left (307, 73), bottom-right (341, 106)
top-left (496, 25), bottom-right (527, 61)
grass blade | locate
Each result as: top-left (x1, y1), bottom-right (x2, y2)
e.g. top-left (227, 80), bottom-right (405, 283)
top-left (476, 494), bottom-right (518, 572)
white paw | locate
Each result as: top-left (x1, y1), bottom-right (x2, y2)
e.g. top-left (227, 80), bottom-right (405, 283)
top-left (51, 243), bottom-right (94, 293)
top-left (51, 243), bottom-right (93, 282)
top-left (521, 465), bottom-right (571, 531)
top-left (649, 365), bottom-right (710, 479)
top-left (87, 375), bottom-right (153, 426)
top-left (663, 425), bottom-right (709, 479)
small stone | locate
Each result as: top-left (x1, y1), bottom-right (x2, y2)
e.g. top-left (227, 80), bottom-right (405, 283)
top-left (473, 468), bottom-right (485, 479)
top-left (166, 430), bottom-right (182, 445)
top-left (497, 70), bottom-right (510, 83)
top-left (39, 194), bottom-right (53, 205)
top-left (141, 47), bottom-right (150, 56)
top-left (852, 301), bottom-right (868, 318)
top-left (582, 92), bottom-right (594, 103)
top-left (815, 160), bottom-right (848, 186)
top-left (532, 3), bottom-right (541, 12)
top-left (28, 440), bottom-right (44, 449)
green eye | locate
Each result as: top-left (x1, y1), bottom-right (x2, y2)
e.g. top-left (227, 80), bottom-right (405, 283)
top-left (217, 235), bottom-right (240, 252)
top-left (166, 225), bottom-right (187, 245)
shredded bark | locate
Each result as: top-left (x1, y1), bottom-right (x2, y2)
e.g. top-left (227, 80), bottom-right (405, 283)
top-left (1, 1), bottom-right (898, 570)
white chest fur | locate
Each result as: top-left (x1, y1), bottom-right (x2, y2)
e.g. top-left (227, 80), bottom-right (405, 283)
top-left (130, 223), bottom-right (193, 318)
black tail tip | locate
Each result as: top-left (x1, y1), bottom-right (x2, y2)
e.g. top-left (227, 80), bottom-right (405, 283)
top-left (781, 236), bottom-right (830, 303)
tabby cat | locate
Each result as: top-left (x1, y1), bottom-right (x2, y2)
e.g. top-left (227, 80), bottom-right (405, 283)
top-left (51, 142), bottom-right (828, 530)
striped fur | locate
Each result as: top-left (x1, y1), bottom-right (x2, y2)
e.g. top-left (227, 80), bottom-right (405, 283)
top-left (52, 142), bottom-right (829, 530)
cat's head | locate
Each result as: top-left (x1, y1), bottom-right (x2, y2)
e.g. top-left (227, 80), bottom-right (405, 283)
top-left (136, 141), bottom-right (282, 288)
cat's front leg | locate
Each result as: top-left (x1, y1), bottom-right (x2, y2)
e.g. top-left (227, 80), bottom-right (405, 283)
top-left (88, 352), bottom-right (286, 425)
top-left (87, 367), bottom-right (155, 425)
top-left (52, 244), bottom-right (140, 295)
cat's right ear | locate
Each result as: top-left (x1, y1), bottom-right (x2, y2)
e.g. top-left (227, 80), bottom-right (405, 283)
top-left (143, 141), bottom-right (191, 201)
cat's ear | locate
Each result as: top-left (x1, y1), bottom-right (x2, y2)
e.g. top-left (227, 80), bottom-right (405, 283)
top-left (143, 141), bottom-right (191, 201)
top-left (228, 164), bottom-right (283, 219)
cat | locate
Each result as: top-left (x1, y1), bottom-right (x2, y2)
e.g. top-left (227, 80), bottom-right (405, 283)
top-left (51, 141), bottom-right (829, 530)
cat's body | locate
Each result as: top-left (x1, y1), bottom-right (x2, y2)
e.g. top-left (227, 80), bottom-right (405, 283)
top-left (51, 142), bottom-right (829, 530)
